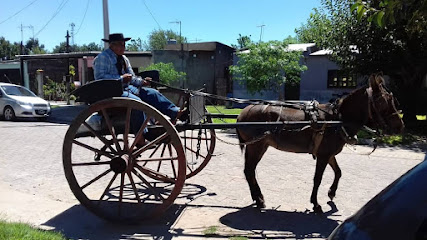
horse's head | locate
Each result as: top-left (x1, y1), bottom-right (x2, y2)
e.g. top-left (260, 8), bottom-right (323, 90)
top-left (366, 73), bottom-right (404, 135)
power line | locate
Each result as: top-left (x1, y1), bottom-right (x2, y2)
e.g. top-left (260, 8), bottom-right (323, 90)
top-left (74, 0), bottom-right (90, 36)
top-left (35, 0), bottom-right (70, 37)
top-left (141, 0), bottom-right (162, 30)
top-left (0, 0), bottom-right (39, 25)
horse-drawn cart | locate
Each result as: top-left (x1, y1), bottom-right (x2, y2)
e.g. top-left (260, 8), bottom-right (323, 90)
top-left (63, 73), bottom-right (403, 223)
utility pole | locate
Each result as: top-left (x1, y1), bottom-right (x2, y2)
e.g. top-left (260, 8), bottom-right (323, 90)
top-left (102, 0), bottom-right (110, 49)
top-left (257, 24), bottom-right (265, 42)
top-left (65, 31), bottom-right (71, 105)
top-left (19, 23), bottom-right (34, 54)
top-left (170, 20), bottom-right (184, 88)
top-left (70, 23), bottom-right (75, 46)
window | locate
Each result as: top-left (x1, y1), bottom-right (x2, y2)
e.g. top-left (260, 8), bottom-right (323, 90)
top-left (327, 70), bottom-right (357, 88)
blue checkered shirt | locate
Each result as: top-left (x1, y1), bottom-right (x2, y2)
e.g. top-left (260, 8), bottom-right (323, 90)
top-left (93, 48), bottom-right (142, 95)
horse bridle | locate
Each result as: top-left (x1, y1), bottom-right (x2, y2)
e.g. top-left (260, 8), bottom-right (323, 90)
top-left (366, 86), bottom-right (399, 133)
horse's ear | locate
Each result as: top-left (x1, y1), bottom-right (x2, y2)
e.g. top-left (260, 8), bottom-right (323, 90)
top-left (369, 73), bottom-right (383, 92)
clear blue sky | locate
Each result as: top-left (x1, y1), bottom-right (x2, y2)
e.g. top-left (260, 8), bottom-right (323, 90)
top-left (0, 0), bottom-right (322, 51)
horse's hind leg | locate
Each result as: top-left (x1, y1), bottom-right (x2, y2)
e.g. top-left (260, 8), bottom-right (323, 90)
top-left (244, 143), bottom-right (268, 208)
top-left (327, 156), bottom-right (342, 200)
top-left (310, 155), bottom-right (329, 214)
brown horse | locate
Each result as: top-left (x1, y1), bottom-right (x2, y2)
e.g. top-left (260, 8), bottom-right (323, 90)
top-left (236, 73), bottom-right (404, 213)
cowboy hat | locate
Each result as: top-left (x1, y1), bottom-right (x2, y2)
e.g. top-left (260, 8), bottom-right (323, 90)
top-left (102, 33), bottom-right (131, 42)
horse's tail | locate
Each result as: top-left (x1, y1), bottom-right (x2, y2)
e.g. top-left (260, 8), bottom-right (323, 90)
top-left (236, 129), bottom-right (245, 153)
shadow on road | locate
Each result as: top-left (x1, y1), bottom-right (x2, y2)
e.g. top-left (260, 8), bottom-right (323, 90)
top-left (219, 201), bottom-right (339, 239)
top-left (43, 203), bottom-right (186, 240)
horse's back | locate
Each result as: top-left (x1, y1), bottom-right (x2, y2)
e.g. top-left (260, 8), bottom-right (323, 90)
top-left (237, 104), bottom-right (306, 122)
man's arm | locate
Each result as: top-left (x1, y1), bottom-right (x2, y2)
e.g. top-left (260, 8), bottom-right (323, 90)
top-left (123, 56), bottom-right (145, 87)
top-left (93, 54), bottom-right (121, 80)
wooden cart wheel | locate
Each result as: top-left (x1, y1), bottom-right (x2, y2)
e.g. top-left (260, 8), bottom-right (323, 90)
top-left (63, 97), bottom-right (186, 223)
top-left (180, 115), bottom-right (216, 178)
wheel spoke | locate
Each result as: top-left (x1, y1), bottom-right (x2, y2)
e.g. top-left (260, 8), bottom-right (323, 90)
top-left (157, 144), bottom-right (167, 172)
top-left (126, 171), bottom-right (141, 203)
top-left (129, 115), bottom-right (151, 150)
top-left (168, 144), bottom-right (177, 179)
top-left (99, 172), bottom-right (119, 202)
top-left (82, 121), bottom-right (117, 153)
top-left (72, 139), bottom-right (115, 159)
top-left (132, 132), bottom-right (169, 157)
top-left (81, 169), bottom-right (112, 190)
top-left (72, 161), bottom-right (111, 166)
top-left (136, 156), bottom-right (179, 163)
top-left (184, 146), bottom-right (207, 159)
top-left (134, 163), bottom-right (175, 184)
top-left (118, 173), bottom-right (125, 216)
top-left (131, 169), bottom-right (166, 200)
top-left (101, 109), bottom-right (122, 152)
top-left (123, 107), bottom-right (132, 151)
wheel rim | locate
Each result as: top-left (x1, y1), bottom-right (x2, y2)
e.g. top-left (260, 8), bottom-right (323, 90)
top-left (4, 108), bottom-right (14, 121)
top-left (63, 98), bottom-right (186, 223)
top-left (180, 116), bottom-right (216, 178)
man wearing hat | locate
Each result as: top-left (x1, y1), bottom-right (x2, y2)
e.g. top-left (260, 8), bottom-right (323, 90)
top-left (93, 33), bottom-right (187, 140)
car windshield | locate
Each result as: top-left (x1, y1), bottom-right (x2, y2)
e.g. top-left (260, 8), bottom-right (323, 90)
top-left (1, 85), bottom-right (36, 97)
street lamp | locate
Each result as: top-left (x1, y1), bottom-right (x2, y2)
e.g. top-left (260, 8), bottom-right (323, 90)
top-left (170, 20), bottom-right (184, 88)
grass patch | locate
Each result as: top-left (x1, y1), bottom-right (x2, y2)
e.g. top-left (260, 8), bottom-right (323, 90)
top-left (0, 220), bottom-right (67, 240)
top-left (229, 237), bottom-right (249, 240)
top-left (377, 133), bottom-right (419, 145)
top-left (357, 130), bottom-right (421, 145)
top-left (203, 225), bottom-right (218, 236)
top-left (206, 105), bottom-right (242, 124)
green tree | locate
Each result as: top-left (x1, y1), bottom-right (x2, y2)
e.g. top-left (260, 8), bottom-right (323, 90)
top-left (294, 8), bottom-right (332, 48)
top-left (78, 42), bottom-right (102, 51)
top-left (127, 37), bottom-right (143, 51)
top-left (140, 62), bottom-right (186, 86)
top-left (231, 34), bottom-right (253, 49)
top-left (0, 37), bottom-right (20, 60)
top-left (25, 38), bottom-right (47, 54)
top-left (319, 0), bottom-right (427, 124)
top-left (230, 40), bottom-right (307, 94)
top-left (146, 29), bottom-right (186, 50)
top-left (52, 42), bottom-right (102, 53)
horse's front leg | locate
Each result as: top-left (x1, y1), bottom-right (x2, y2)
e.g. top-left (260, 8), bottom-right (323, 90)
top-left (327, 156), bottom-right (342, 200)
top-left (310, 155), bottom-right (329, 214)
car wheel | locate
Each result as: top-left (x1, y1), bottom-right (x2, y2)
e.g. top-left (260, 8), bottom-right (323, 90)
top-left (4, 106), bottom-right (16, 121)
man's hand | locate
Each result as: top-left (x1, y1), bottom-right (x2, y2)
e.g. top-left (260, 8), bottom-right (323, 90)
top-left (142, 77), bottom-right (152, 86)
top-left (121, 73), bottom-right (132, 83)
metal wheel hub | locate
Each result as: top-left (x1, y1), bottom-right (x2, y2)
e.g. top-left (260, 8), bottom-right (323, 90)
top-left (110, 154), bottom-right (132, 173)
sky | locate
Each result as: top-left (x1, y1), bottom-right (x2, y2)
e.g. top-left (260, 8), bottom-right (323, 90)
top-left (0, 0), bottom-right (322, 51)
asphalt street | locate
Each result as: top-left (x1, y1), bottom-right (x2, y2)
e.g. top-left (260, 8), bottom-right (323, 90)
top-left (0, 104), bottom-right (425, 240)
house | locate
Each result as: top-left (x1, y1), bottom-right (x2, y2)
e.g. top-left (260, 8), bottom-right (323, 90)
top-left (300, 49), bottom-right (367, 103)
top-left (160, 41), bottom-right (235, 98)
top-left (232, 43), bottom-right (318, 107)
top-left (0, 42), bottom-right (234, 101)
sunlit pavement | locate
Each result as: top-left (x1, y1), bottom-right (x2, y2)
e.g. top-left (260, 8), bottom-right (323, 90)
top-left (0, 114), bottom-right (424, 239)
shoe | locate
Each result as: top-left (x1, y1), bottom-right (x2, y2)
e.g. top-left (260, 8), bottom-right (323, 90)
top-left (176, 107), bottom-right (189, 122)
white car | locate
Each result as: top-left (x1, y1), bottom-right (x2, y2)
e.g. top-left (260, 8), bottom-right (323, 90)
top-left (0, 82), bottom-right (51, 121)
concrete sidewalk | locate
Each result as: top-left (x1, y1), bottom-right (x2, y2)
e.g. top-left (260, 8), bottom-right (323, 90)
top-left (0, 118), bottom-right (425, 239)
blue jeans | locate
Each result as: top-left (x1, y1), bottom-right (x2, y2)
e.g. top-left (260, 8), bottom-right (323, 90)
top-left (122, 87), bottom-right (179, 134)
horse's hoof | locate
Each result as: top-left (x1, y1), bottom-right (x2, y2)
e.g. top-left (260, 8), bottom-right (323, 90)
top-left (256, 199), bottom-right (266, 209)
top-left (328, 189), bottom-right (336, 200)
top-left (313, 205), bottom-right (323, 214)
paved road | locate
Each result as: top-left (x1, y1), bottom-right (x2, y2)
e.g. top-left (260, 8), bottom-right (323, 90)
top-left (0, 105), bottom-right (425, 239)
